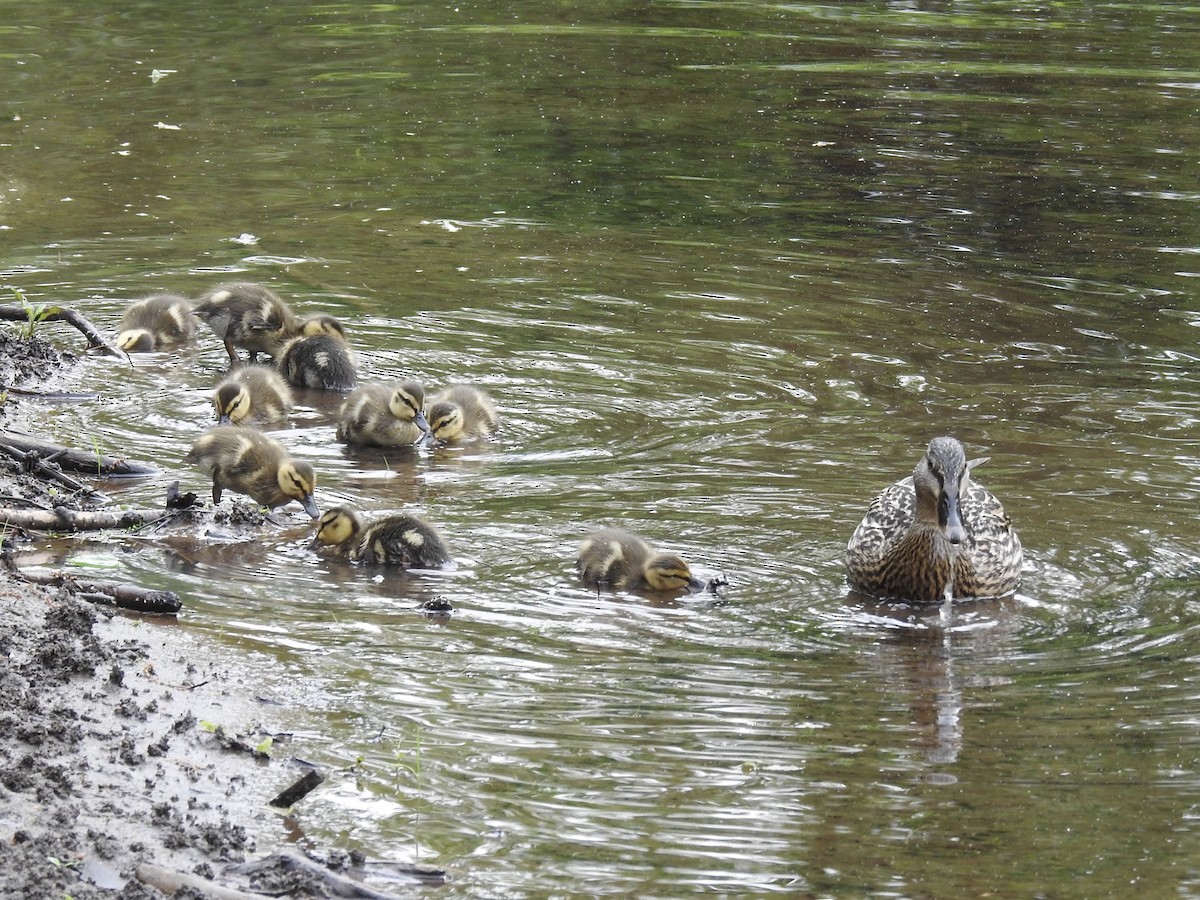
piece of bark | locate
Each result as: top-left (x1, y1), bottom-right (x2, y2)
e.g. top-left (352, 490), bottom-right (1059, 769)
top-left (0, 431), bottom-right (157, 476)
top-left (269, 768), bottom-right (325, 808)
top-left (0, 506), bottom-right (168, 532)
top-left (0, 303), bottom-right (123, 357)
top-left (17, 567), bottom-right (182, 615)
top-left (136, 863), bottom-right (264, 900)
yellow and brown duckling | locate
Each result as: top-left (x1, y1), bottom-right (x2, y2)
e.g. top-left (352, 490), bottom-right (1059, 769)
top-left (577, 528), bottom-right (705, 594)
top-left (276, 332), bottom-right (358, 391)
top-left (116, 293), bottom-right (196, 352)
top-left (846, 435), bottom-right (1023, 603)
top-left (314, 505), bottom-right (451, 568)
top-left (183, 425), bottom-right (319, 518)
top-left (426, 384), bottom-right (499, 444)
top-left (193, 282), bottom-right (297, 363)
top-left (335, 381), bottom-right (428, 447)
top-left (211, 365), bottom-right (294, 425)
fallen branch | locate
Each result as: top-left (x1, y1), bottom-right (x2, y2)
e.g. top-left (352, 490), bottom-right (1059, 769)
top-left (0, 506), bottom-right (168, 533)
top-left (0, 431), bottom-right (157, 477)
top-left (136, 863), bottom-right (263, 900)
top-left (0, 303), bottom-right (123, 357)
top-left (229, 848), bottom-right (442, 897)
top-left (16, 567), bottom-right (182, 615)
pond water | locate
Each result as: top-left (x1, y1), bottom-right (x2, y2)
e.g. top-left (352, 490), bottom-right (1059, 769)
top-left (4, 1), bottom-right (1200, 896)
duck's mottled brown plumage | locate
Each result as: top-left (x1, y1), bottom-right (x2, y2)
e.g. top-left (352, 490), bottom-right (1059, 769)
top-left (184, 425), bottom-right (319, 518)
top-left (846, 436), bottom-right (1022, 603)
top-left (212, 365), bottom-right (294, 424)
top-left (314, 505), bottom-right (450, 568)
top-left (577, 528), bottom-right (704, 594)
top-left (426, 384), bottom-right (499, 444)
top-left (116, 293), bottom-right (196, 352)
top-left (335, 382), bottom-right (428, 447)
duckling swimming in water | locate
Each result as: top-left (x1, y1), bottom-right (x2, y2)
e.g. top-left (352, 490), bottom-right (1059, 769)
top-left (335, 381), bottom-right (428, 447)
top-left (426, 384), bottom-right (499, 444)
top-left (577, 528), bottom-right (705, 594)
top-left (212, 365), bottom-right (294, 425)
top-left (116, 293), bottom-right (196, 352)
top-left (845, 435), bottom-right (1023, 603)
top-left (276, 333), bottom-right (357, 391)
top-left (314, 505), bottom-right (451, 568)
top-left (183, 425), bottom-right (319, 518)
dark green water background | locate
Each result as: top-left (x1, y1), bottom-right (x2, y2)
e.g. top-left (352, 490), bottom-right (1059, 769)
top-left (4, 3), bottom-right (1200, 896)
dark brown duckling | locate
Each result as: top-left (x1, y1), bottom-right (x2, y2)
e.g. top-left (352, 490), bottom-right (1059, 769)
top-left (193, 282), bottom-right (298, 363)
top-left (276, 333), bottom-right (358, 391)
top-left (577, 528), bottom-right (705, 594)
top-left (313, 505), bottom-right (451, 568)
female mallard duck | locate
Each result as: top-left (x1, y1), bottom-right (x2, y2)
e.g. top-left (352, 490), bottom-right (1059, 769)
top-left (193, 282), bottom-right (297, 363)
top-left (314, 505), bottom-right (451, 568)
top-left (211, 365), bottom-right (294, 425)
top-left (426, 384), bottom-right (499, 443)
top-left (116, 293), bottom-right (196, 352)
top-left (183, 425), bottom-right (319, 518)
top-left (846, 435), bottom-right (1022, 603)
top-left (335, 381), bottom-right (428, 447)
top-left (276, 333), bottom-right (357, 391)
top-left (577, 528), bottom-right (705, 594)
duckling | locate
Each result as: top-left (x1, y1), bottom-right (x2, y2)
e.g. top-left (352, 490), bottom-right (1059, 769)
top-left (116, 293), bottom-right (196, 352)
top-left (211, 365), bottom-right (294, 425)
top-left (426, 384), bottom-right (499, 443)
top-left (846, 435), bottom-right (1023, 603)
top-left (193, 282), bottom-right (300, 364)
top-left (335, 381), bottom-right (428, 447)
top-left (298, 313), bottom-right (347, 340)
top-left (577, 528), bottom-right (705, 594)
top-left (314, 505), bottom-right (451, 568)
top-left (183, 425), bottom-right (319, 518)
top-left (276, 333), bottom-right (358, 391)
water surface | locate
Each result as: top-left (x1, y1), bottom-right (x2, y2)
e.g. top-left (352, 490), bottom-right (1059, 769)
top-left (3, 2), bottom-right (1200, 896)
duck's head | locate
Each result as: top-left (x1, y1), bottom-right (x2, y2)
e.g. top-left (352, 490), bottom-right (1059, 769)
top-left (277, 459), bottom-right (319, 518)
top-left (299, 314), bottom-right (347, 340)
top-left (387, 381), bottom-right (430, 434)
top-left (313, 505), bottom-right (363, 548)
top-left (426, 401), bottom-right (462, 442)
top-left (117, 329), bottom-right (155, 352)
top-left (213, 383), bottom-right (250, 425)
top-left (644, 554), bottom-right (706, 594)
top-left (913, 436), bottom-right (968, 545)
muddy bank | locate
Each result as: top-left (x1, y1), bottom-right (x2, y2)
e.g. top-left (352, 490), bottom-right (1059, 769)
top-left (0, 329), bottom-right (434, 897)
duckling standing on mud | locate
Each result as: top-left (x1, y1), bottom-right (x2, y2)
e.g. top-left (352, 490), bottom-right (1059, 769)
top-left (313, 505), bottom-right (451, 568)
top-left (335, 381), bottom-right (428, 447)
top-left (184, 426), bottom-right (319, 518)
top-left (845, 435), bottom-right (1023, 603)
top-left (276, 333), bottom-right (357, 391)
top-left (116, 293), bottom-right (196, 352)
top-left (577, 528), bottom-right (705, 594)
top-left (426, 384), bottom-right (499, 444)
top-left (211, 365), bottom-right (294, 425)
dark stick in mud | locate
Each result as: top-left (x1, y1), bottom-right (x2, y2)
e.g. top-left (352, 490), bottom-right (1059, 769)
top-left (0, 431), bottom-right (157, 476)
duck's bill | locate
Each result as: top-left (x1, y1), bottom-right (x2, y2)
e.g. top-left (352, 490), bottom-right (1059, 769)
top-left (300, 494), bottom-right (321, 519)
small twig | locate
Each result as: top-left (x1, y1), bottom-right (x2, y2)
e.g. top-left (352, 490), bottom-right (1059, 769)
top-left (0, 303), bottom-right (123, 356)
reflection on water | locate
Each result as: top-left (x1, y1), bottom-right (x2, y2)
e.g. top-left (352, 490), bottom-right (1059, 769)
top-left (4, 0), bottom-right (1200, 896)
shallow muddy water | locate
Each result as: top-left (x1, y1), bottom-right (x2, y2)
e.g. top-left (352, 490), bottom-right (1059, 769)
top-left (4, 2), bottom-right (1200, 896)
